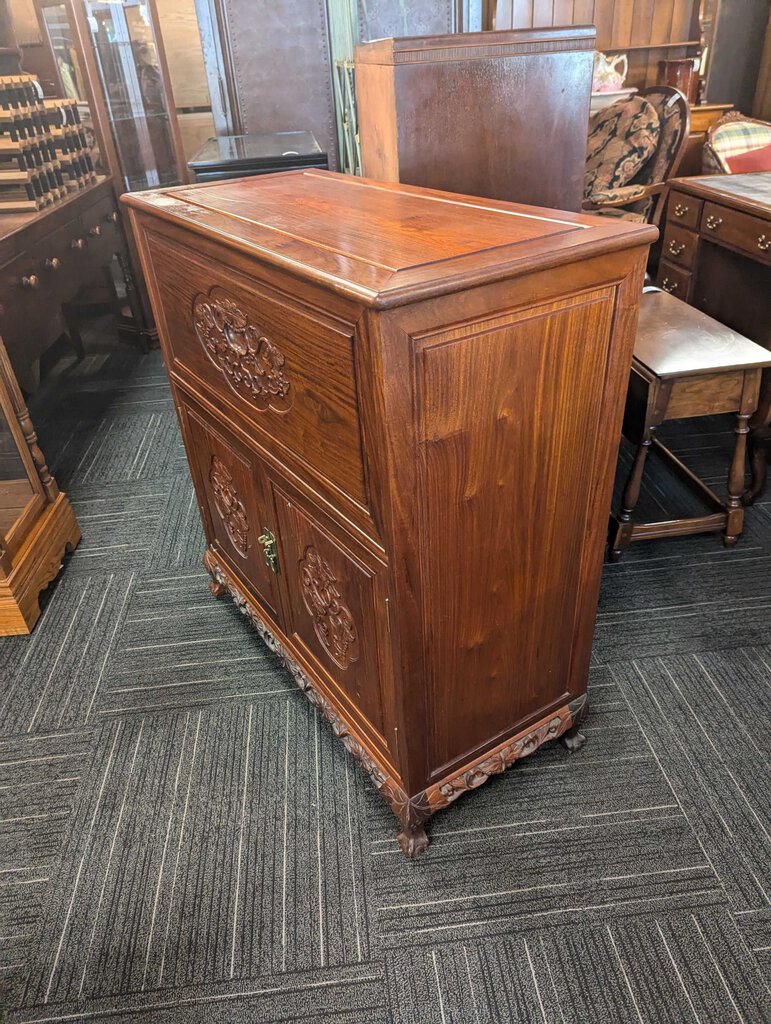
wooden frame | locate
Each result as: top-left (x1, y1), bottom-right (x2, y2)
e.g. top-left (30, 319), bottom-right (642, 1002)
top-left (0, 334), bottom-right (80, 635)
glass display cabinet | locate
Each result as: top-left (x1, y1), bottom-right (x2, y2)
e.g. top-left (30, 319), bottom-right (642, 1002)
top-left (35, 0), bottom-right (188, 191)
top-left (0, 334), bottom-right (79, 635)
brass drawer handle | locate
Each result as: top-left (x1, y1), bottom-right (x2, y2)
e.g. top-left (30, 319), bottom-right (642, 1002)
top-left (758, 234), bottom-right (770, 252)
top-left (667, 240), bottom-right (686, 257)
top-left (674, 203), bottom-right (688, 217)
top-left (71, 237), bottom-right (86, 250)
top-left (660, 277), bottom-right (678, 294)
top-left (44, 256), bottom-right (61, 271)
top-left (258, 527), bottom-right (280, 575)
top-left (105, 210), bottom-right (118, 223)
top-left (88, 224), bottom-right (101, 237)
top-left (21, 274), bottom-right (40, 289)
top-left (705, 215), bottom-right (723, 230)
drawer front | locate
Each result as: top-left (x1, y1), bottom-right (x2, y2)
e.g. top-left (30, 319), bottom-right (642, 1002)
top-left (273, 487), bottom-right (390, 747)
top-left (78, 193), bottom-right (123, 261)
top-left (144, 231), bottom-right (368, 508)
top-left (656, 260), bottom-right (693, 302)
top-left (668, 191), bottom-right (703, 231)
top-left (661, 222), bottom-right (698, 269)
top-left (702, 202), bottom-right (771, 265)
top-left (180, 399), bottom-right (282, 620)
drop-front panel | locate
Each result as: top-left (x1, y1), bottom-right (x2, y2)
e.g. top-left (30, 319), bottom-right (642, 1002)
top-left (124, 170), bottom-right (655, 857)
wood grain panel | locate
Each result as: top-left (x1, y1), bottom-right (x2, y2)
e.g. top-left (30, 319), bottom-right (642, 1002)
top-left (494, 0), bottom-right (701, 87)
top-left (414, 287), bottom-right (615, 773)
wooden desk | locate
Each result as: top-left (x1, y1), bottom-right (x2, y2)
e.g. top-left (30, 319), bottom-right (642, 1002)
top-left (0, 177), bottom-right (140, 391)
top-left (125, 169), bottom-right (655, 856)
top-left (656, 172), bottom-right (771, 497)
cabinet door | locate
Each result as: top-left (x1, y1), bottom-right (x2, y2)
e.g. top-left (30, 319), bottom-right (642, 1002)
top-left (180, 400), bottom-right (281, 621)
top-left (273, 489), bottom-right (390, 746)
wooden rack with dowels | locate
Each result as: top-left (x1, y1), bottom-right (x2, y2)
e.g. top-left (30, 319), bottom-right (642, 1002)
top-left (0, 74), bottom-right (95, 212)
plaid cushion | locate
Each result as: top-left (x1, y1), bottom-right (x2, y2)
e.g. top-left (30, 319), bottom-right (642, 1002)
top-left (711, 120), bottom-right (771, 166)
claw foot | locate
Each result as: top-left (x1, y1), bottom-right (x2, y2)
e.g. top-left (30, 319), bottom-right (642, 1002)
top-left (397, 825), bottom-right (429, 859)
top-left (559, 726), bottom-right (587, 754)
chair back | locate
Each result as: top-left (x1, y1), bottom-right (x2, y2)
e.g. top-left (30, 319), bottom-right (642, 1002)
top-left (703, 112), bottom-right (771, 173)
top-left (631, 86), bottom-right (690, 188)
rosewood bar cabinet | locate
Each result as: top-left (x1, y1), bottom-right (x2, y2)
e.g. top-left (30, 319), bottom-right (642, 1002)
top-left (124, 170), bottom-right (655, 856)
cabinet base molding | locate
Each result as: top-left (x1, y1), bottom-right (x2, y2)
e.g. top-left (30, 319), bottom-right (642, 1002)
top-left (204, 547), bottom-right (586, 858)
top-left (0, 493), bottom-right (81, 635)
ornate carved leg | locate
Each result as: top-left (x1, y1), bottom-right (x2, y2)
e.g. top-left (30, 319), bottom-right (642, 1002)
top-left (724, 411), bottom-right (750, 548)
top-left (609, 427), bottom-right (655, 562)
top-left (396, 805), bottom-right (431, 859)
top-left (203, 548), bottom-right (225, 597)
top-left (559, 694), bottom-right (588, 754)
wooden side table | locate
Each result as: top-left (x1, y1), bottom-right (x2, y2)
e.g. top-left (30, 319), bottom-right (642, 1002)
top-left (656, 173), bottom-right (771, 502)
top-left (610, 290), bottom-right (771, 560)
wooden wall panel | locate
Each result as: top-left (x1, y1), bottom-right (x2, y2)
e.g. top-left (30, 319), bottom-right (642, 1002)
top-left (493, 0), bottom-right (701, 88)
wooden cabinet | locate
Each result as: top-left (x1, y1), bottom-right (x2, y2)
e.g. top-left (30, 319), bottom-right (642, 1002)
top-left (0, 177), bottom-right (140, 391)
top-left (0, 332), bottom-right (79, 634)
top-left (124, 169), bottom-right (655, 857)
top-left (354, 27), bottom-right (595, 213)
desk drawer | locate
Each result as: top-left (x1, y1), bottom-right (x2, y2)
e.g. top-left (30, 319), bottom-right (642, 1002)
top-left (668, 191), bottom-right (703, 231)
top-left (656, 260), bottom-right (692, 302)
top-left (661, 223), bottom-right (698, 269)
top-left (144, 230), bottom-right (368, 509)
top-left (702, 202), bottom-right (771, 265)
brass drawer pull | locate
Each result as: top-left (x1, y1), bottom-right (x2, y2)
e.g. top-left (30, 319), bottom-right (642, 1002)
top-left (44, 256), bottom-right (61, 271)
top-left (258, 527), bottom-right (280, 574)
top-left (88, 224), bottom-right (101, 237)
top-left (71, 237), bottom-right (86, 250)
top-left (674, 203), bottom-right (688, 217)
top-left (660, 277), bottom-right (678, 294)
top-left (758, 234), bottom-right (770, 252)
top-left (705, 215), bottom-right (723, 230)
top-left (105, 210), bottom-right (119, 223)
top-left (21, 274), bottom-right (40, 289)
top-left (667, 240), bottom-right (686, 257)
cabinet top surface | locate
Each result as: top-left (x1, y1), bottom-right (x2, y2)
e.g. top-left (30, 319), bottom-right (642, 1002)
top-left (123, 169), bottom-right (656, 308)
top-left (670, 172), bottom-right (771, 217)
top-left (354, 25), bottom-right (596, 64)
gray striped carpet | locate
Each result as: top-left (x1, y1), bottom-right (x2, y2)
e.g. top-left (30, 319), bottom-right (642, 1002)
top-left (1, 319), bottom-right (769, 1023)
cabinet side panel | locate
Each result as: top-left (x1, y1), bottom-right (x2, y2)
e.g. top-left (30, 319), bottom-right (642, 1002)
top-left (355, 62), bottom-right (399, 181)
top-left (416, 288), bottom-right (615, 774)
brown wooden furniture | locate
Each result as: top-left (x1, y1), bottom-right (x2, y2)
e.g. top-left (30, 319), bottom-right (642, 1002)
top-left (124, 168), bottom-right (655, 857)
top-left (0, 175), bottom-right (139, 391)
top-left (0, 330), bottom-right (79, 634)
top-left (679, 102), bottom-right (733, 176)
top-left (354, 27), bottom-right (596, 213)
top-left (610, 288), bottom-right (771, 560)
top-left (656, 173), bottom-right (771, 500)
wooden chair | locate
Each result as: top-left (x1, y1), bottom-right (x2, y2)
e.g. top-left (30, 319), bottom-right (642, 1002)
top-left (609, 288), bottom-right (771, 561)
top-left (702, 111), bottom-right (771, 174)
top-left (584, 86), bottom-right (690, 227)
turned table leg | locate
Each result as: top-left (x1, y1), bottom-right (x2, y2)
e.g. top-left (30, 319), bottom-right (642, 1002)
top-left (724, 410), bottom-right (750, 547)
top-left (609, 426), bottom-right (655, 561)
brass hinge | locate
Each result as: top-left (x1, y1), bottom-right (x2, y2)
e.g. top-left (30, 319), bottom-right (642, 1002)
top-left (258, 527), bottom-right (280, 574)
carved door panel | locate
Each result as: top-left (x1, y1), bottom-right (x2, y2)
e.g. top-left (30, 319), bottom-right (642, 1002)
top-left (273, 488), bottom-right (390, 745)
top-left (180, 401), bottom-right (282, 621)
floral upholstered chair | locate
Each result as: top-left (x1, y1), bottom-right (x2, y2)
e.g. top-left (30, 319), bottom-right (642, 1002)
top-left (583, 86), bottom-right (690, 226)
top-left (703, 112), bottom-right (771, 174)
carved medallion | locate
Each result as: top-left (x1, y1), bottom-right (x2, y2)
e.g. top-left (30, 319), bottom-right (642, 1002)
top-left (209, 456), bottom-right (249, 557)
top-left (193, 287), bottom-right (292, 411)
top-left (298, 546), bottom-right (359, 669)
